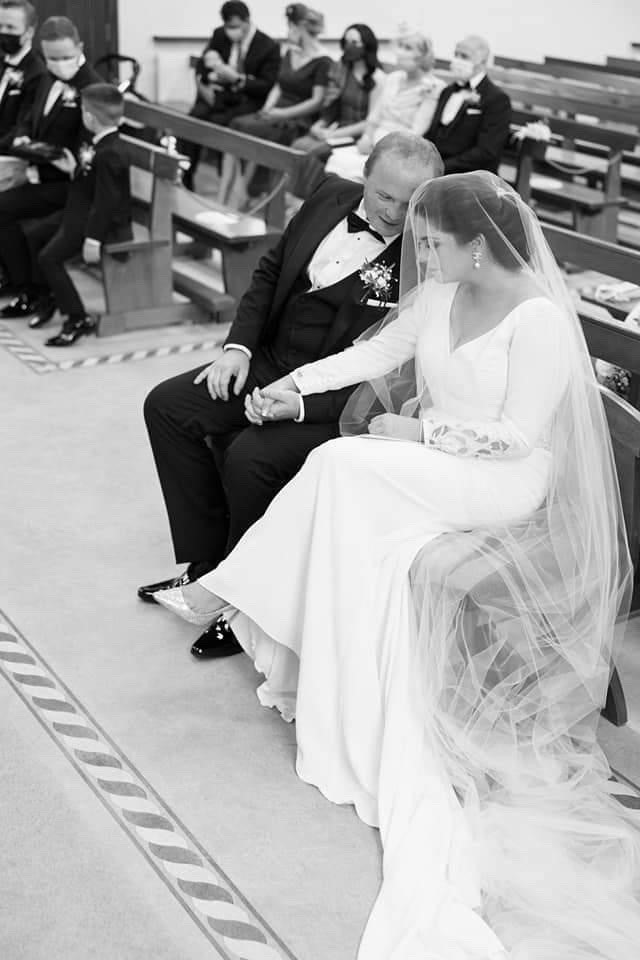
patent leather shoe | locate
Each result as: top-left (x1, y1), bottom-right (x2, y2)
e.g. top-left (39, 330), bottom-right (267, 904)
top-left (137, 568), bottom-right (194, 604)
top-left (191, 617), bottom-right (242, 659)
top-left (45, 316), bottom-right (95, 347)
top-left (1, 292), bottom-right (37, 318)
top-left (28, 294), bottom-right (57, 329)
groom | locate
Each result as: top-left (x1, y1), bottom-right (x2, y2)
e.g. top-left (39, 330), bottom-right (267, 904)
top-left (141, 132), bottom-right (442, 657)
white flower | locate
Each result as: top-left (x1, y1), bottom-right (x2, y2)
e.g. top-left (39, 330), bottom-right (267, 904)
top-left (78, 143), bottom-right (96, 171)
top-left (5, 69), bottom-right (24, 89)
top-left (514, 120), bottom-right (552, 143)
top-left (61, 85), bottom-right (78, 105)
top-left (359, 261), bottom-right (395, 303)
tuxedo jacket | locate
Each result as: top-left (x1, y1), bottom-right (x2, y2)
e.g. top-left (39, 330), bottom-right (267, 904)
top-left (15, 61), bottom-right (101, 182)
top-left (225, 175), bottom-right (402, 423)
top-left (0, 48), bottom-right (45, 152)
top-left (62, 131), bottom-right (133, 244)
top-left (196, 26), bottom-right (280, 111)
top-left (426, 75), bottom-right (512, 175)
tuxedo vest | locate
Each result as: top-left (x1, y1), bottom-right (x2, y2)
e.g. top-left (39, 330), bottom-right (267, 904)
top-left (266, 266), bottom-right (360, 372)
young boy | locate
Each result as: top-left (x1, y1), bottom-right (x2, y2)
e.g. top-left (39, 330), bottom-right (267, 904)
top-left (0, 15), bottom-right (99, 310)
top-left (36, 83), bottom-right (133, 346)
top-left (0, 0), bottom-right (44, 153)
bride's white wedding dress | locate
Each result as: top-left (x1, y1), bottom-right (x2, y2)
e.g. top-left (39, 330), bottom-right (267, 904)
top-left (201, 281), bottom-right (577, 959)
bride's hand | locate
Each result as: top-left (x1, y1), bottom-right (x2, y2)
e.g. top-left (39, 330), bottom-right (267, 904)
top-left (244, 385), bottom-right (301, 424)
top-left (369, 414), bottom-right (421, 441)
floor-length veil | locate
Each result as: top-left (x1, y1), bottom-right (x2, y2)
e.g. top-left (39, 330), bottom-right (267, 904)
top-left (342, 173), bottom-right (640, 958)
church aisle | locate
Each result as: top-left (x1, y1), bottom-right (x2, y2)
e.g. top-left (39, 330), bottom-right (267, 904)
top-left (0, 338), bottom-right (381, 960)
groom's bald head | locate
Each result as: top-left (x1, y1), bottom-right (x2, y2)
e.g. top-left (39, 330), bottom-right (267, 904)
top-left (362, 133), bottom-right (443, 238)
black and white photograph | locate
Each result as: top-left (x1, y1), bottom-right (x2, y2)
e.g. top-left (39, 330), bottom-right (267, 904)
top-left (2, 1), bottom-right (640, 958)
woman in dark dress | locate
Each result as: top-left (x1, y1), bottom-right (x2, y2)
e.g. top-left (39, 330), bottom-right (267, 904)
top-left (290, 24), bottom-right (385, 197)
top-left (218, 2), bottom-right (331, 208)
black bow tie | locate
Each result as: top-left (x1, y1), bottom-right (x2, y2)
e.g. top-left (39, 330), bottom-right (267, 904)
top-left (347, 209), bottom-right (385, 244)
top-left (456, 80), bottom-right (472, 90)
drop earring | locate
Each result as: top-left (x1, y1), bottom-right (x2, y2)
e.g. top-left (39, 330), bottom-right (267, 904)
top-left (472, 250), bottom-right (481, 270)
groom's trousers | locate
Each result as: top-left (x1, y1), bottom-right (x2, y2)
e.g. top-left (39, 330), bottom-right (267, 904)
top-left (144, 357), bottom-right (339, 565)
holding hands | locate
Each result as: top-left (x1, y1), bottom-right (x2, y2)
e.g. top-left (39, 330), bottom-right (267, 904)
top-left (245, 375), bottom-right (301, 424)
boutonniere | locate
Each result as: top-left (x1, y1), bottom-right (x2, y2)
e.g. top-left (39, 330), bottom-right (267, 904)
top-left (61, 85), bottom-right (79, 106)
top-left (359, 260), bottom-right (395, 304)
top-left (78, 142), bottom-right (95, 172)
top-left (513, 120), bottom-right (551, 143)
top-left (462, 90), bottom-right (481, 107)
top-left (5, 68), bottom-right (24, 90)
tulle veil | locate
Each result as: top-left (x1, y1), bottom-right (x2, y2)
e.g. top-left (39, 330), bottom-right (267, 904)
top-left (342, 172), bottom-right (640, 958)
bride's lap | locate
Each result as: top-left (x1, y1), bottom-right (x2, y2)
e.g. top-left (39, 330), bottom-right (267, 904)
top-left (306, 435), bottom-right (551, 530)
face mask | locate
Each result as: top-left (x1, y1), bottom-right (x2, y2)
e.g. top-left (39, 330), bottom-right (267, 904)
top-left (47, 57), bottom-right (80, 82)
top-left (224, 27), bottom-right (244, 43)
top-left (343, 44), bottom-right (364, 63)
top-left (450, 56), bottom-right (475, 82)
top-left (287, 27), bottom-right (302, 47)
top-left (0, 32), bottom-right (24, 56)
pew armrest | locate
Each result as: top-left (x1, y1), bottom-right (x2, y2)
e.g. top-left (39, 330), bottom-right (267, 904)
top-left (103, 238), bottom-right (170, 256)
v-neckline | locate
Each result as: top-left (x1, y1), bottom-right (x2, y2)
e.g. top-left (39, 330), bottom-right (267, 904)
top-left (446, 283), bottom-right (545, 356)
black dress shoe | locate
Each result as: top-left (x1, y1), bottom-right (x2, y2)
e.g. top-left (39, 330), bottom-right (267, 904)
top-left (45, 316), bottom-right (95, 347)
top-left (28, 295), bottom-right (56, 329)
top-left (0, 292), bottom-right (37, 318)
top-left (191, 617), bottom-right (242, 659)
top-left (137, 568), bottom-right (193, 604)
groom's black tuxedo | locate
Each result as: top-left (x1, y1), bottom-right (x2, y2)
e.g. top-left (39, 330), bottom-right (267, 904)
top-left (145, 175), bottom-right (402, 565)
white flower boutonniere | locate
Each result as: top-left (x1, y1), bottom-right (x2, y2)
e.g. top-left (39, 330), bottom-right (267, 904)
top-left (513, 120), bottom-right (551, 143)
top-left (61, 85), bottom-right (79, 106)
top-left (5, 68), bottom-right (24, 90)
top-left (78, 143), bottom-right (96, 173)
top-left (359, 260), bottom-right (395, 305)
top-left (462, 90), bottom-right (481, 108)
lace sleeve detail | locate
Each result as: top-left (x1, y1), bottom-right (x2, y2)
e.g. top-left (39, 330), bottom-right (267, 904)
top-left (422, 416), bottom-right (531, 459)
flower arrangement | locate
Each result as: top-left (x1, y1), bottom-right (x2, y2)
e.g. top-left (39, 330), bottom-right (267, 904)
top-left (513, 120), bottom-right (552, 143)
top-left (359, 260), bottom-right (396, 304)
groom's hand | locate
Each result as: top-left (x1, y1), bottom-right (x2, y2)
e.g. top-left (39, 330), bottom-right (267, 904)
top-left (244, 383), bottom-right (301, 424)
top-left (194, 349), bottom-right (250, 401)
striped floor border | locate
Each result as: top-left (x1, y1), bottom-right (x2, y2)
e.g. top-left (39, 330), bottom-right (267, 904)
top-left (0, 609), bottom-right (297, 960)
top-left (0, 323), bottom-right (225, 374)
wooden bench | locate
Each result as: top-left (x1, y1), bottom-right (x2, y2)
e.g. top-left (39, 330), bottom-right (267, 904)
top-left (86, 135), bottom-right (231, 336)
top-left (122, 98), bottom-right (305, 308)
top-left (495, 55), bottom-right (640, 94)
top-left (504, 110), bottom-right (637, 241)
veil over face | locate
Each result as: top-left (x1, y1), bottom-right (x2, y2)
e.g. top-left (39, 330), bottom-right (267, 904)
top-left (342, 172), bottom-right (640, 958)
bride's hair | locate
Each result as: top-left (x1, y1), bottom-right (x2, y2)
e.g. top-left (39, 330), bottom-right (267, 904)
top-left (424, 177), bottom-right (530, 271)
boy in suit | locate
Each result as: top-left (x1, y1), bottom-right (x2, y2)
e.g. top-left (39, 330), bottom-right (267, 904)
top-left (0, 15), bottom-right (99, 312)
top-left (181, 0), bottom-right (280, 189)
top-left (0, 0), bottom-right (44, 153)
top-left (31, 83), bottom-right (133, 346)
top-left (425, 35), bottom-right (511, 175)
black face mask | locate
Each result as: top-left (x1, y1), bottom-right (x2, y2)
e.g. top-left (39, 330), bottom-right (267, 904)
top-left (0, 32), bottom-right (23, 57)
top-left (342, 45), bottom-right (365, 63)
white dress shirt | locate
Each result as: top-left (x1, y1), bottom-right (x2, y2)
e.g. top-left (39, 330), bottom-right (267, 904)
top-left (228, 24), bottom-right (256, 71)
top-left (439, 71), bottom-right (485, 127)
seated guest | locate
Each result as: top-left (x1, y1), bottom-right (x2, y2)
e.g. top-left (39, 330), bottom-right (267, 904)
top-left (24, 84), bottom-right (132, 346)
top-left (325, 32), bottom-right (444, 182)
top-left (219, 2), bottom-right (331, 208)
top-left (0, 0), bottom-right (44, 154)
top-left (425, 34), bottom-right (511, 174)
top-left (139, 133), bottom-right (444, 663)
top-left (181, 1), bottom-right (280, 191)
top-left (290, 23), bottom-right (385, 197)
top-left (0, 15), bottom-right (99, 314)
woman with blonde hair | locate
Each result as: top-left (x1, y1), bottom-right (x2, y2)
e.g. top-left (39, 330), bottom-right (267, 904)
top-left (325, 31), bottom-right (445, 182)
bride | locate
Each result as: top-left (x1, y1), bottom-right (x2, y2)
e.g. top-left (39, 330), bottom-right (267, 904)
top-left (158, 172), bottom-right (640, 958)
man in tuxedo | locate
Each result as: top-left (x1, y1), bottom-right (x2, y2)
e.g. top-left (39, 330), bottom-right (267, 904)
top-left (425, 35), bottom-right (511, 175)
top-left (0, 15), bottom-right (99, 314)
top-left (0, 0), bottom-right (44, 153)
top-left (181, 0), bottom-right (280, 190)
top-left (141, 132), bottom-right (443, 657)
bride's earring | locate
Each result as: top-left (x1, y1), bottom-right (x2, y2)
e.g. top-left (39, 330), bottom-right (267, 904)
top-left (472, 250), bottom-right (481, 270)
